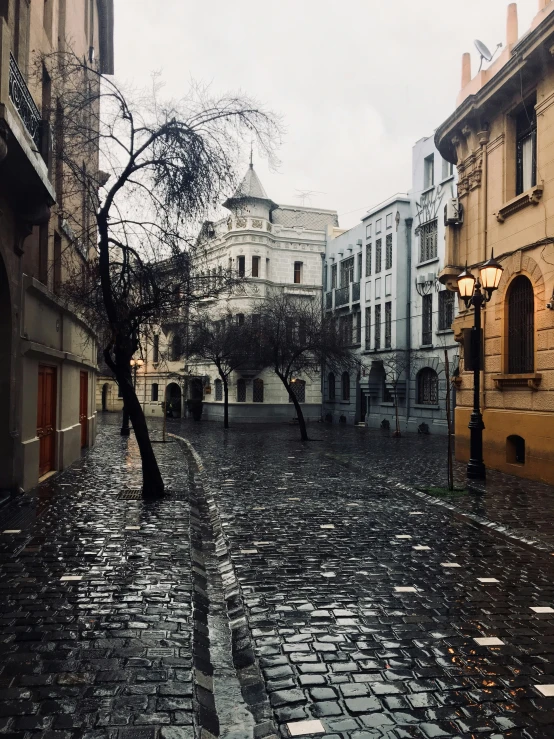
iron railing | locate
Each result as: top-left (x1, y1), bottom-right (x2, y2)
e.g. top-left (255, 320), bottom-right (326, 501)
top-left (352, 281), bottom-right (360, 302)
top-left (325, 291), bottom-right (332, 311)
top-left (9, 54), bottom-right (41, 149)
top-left (335, 286), bottom-right (349, 307)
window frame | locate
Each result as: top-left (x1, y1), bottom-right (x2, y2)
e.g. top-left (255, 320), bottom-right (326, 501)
top-left (214, 379), bottom-right (223, 401)
top-left (422, 294), bottom-right (433, 346)
top-left (417, 368), bottom-right (439, 405)
top-left (251, 255), bottom-right (260, 278)
top-left (438, 290), bottom-right (455, 331)
top-left (375, 238), bottom-right (382, 274)
top-left (237, 379), bottom-right (246, 402)
top-left (515, 100), bottom-right (537, 196)
top-left (365, 243), bottom-right (372, 277)
top-left (507, 275), bottom-right (534, 373)
top-left (253, 378), bottom-right (264, 403)
top-left (385, 233), bottom-right (393, 270)
top-left (237, 255), bottom-right (245, 277)
top-left (384, 301), bottom-right (392, 348)
top-left (341, 372), bottom-right (350, 402)
top-left (419, 219), bottom-right (438, 263)
top-left (294, 261), bottom-right (303, 284)
top-left (328, 372), bottom-right (336, 401)
top-left (151, 383), bottom-right (159, 402)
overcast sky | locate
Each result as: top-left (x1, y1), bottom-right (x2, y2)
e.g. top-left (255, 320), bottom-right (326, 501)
top-left (115, 0), bottom-right (537, 229)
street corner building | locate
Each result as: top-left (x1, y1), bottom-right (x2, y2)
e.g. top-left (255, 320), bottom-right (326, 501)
top-left (138, 163), bottom-right (339, 423)
top-left (435, 0), bottom-right (554, 484)
top-left (0, 1), bottom-right (114, 493)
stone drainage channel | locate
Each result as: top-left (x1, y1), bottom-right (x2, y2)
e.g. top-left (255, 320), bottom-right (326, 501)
top-left (174, 434), bottom-right (278, 739)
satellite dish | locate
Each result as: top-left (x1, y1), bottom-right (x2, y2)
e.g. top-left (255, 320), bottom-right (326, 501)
top-left (474, 39), bottom-right (502, 72)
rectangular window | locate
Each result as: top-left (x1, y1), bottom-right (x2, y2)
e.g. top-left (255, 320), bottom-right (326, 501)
top-left (375, 277), bottom-right (381, 299)
top-left (252, 255), bottom-right (260, 277)
top-left (385, 302), bottom-right (392, 348)
top-left (153, 335), bottom-right (159, 363)
top-left (151, 383), bottom-right (159, 402)
top-left (422, 294), bottom-right (433, 345)
top-left (365, 307), bottom-right (371, 350)
top-left (331, 264), bottom-right (337, 289)
top-left (386, 213), bottom-right (393, 229)
top-left (266, 257), bottom-right (270, 279)
top-left (215, 381), bottom-right (223, 401)
top-left (323, 264), bottom-right (328, 290)
top-left (253, 378), bottom-right (264, 403)
top-left (294, 261), bottom-right (302, 284)
top-left (442, 157), bottom-right (454, 180)
top-left (375, 239), bottom-right (382, 273)
top-left (236, 313), bottom-right (245, 326)
top-left (438, 290), bottom-right (455, 331)
top-left (237, 380), bottom-right (246, 402)
top-left (516, 100), bottom-right (537, 195)
top-left (419, 220), bottom-right (438, 262)
top-left (424, 155), bottom-right (435, 188)
top-left (385, 233), bottom-right (393, 270)
top-left (357, 252), bottom-right (362, 282)
top-left (374, 304), bottom-right (381, 350)
top-left (340, 257), bottom-right (354, 286)
top-left (366, 223), bottom-right (371, 239)
top-left (385, 274), bottom-right (391, 296)
top-left (355, 312), bottom-right (361, 345)
top-left (376, 219), bottom-right (382, 234)
top-left (237, 255), bottom-right (245, 277)
top-left (365, 280), bottom-right (371, 301)
top-left (365, 243), bottom-right (372, 276)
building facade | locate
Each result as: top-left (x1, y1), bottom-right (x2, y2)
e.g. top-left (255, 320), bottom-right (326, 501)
top-left (0, 1), bottom-right (114, 492)
top-left (138, 163), bottom-right (338, 423)
top-left (436, 0), bottom-right (554, 483)
top-left (323, 136), bottom-right (459, 434)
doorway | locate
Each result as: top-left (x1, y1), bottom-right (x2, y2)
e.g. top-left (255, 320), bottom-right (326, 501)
top-left (101, 382), bottom-right (108, 411)
top-left (166, 382), bottom-right (182, 418)
top-left (80, 371), bottom-right (88, 448)
top-left (38, 365), bottom-right (57, 477)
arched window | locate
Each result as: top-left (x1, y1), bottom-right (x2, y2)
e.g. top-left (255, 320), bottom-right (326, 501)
top-left (342, 372), bottom-right (350, 402)
top-left (328, 372), bottom-right (336, 401)
top-left (253, 378), bottom-right (264, 403)
top-left (417, 368), bottom-right (439, 405)
top-left (237, 379), bottom-right (246, 402)
top-left (508, 275), bottom-right (534, 373)
top-left (214, 379), bottom-right (222, 401)
top-left (171, 333), bottom-right (182, 361)
top-left (288, 379), bottom-right (306, 403)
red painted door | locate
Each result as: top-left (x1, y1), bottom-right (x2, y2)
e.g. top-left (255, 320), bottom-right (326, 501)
top-left (80, 371), bottom-right (88, 448)
top-left (37, 365), bottom-right (57, 477)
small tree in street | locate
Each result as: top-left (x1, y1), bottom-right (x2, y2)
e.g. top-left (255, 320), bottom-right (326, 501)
top-left (187, 312), bottom-right (261, 428)
top-left (46, 50), bottom-right (280, 496)
top-left (258, 293), bottom-right (356, 441)
top-left (380, 350), bottom-right (423, 438)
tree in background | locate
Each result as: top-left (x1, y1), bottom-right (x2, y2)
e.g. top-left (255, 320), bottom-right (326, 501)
top-left (380, 350), bottom-right (423, 438)
top-left (45, 49), bottom-right (281, 496)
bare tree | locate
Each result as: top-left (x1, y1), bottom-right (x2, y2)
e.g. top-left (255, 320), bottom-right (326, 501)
top-left (187, 311), bottom-right (261, 428)
top-left (258, 293), bottom-right (357, 441)
top-left (380, 350), bottom-right (424, 438)
top-left (44, 49), bottom-right (281, 496)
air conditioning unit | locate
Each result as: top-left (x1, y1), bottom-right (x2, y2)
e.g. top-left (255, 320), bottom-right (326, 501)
top-left (356, 239), bottom-right (362, 246)
top-left (417, 274), bottom-right (426, 284)
top-left (444, 198), bottom-right (463, 225)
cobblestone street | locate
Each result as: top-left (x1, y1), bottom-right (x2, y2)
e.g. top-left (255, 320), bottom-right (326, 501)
top-left (3, 416), bottom-right (554, 738)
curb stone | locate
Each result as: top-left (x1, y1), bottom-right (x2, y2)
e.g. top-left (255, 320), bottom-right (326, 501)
top-left (170, 434), bottom-right (278, 739)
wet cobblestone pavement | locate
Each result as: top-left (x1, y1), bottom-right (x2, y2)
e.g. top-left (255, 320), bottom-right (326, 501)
top-left (170, 418), bottom-right (554, 739)
top-left (0, 417), bottom-right (195, 739)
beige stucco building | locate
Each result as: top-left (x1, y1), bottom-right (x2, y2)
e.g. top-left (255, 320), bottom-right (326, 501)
top-left (0, 1), bottom-right (114, 493)
top-left (436, 0), bottom-right (554, 484)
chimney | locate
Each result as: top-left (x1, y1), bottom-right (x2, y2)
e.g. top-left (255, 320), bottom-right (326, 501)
top-left (461, 52), bottom-right (471, 88)
top-left (507, 3), bottom-right (518, 47)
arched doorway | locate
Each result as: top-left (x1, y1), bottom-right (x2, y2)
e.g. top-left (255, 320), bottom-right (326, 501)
top-left (102, 383), bottom-right (109, 411)
top-left (166, 383), bottom-right (182, 418)
top-left (0, 254), bottom-right (12, 490)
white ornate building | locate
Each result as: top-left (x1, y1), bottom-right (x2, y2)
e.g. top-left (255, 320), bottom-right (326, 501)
top-left (137, 164), bottom-right (339, 422)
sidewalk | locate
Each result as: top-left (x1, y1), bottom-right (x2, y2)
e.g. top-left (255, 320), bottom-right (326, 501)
top-left (0, 416), bottom-right (195, 738)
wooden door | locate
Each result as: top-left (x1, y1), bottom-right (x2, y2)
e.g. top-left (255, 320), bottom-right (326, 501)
top-left (37, 365), bottom-right (57, 477)
top-left (79, 371), bottom-right (88, 448)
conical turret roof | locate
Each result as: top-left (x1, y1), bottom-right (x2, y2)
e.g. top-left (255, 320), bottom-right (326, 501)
top-left (223, 163), bottom-right (277, 212)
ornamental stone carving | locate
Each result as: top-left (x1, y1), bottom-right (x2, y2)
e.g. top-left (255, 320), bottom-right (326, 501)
top-left (236, 217), bottom-right (247, 228)
top-left (251, 219), bottom-right (263, 229)
top-left (266, 222), bottom-right (272, 232)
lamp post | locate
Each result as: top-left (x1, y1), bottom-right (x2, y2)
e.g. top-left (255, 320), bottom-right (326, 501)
top-left (120, 358), bottom-right (144, 437)
top-left (457, 251), bottom-right (504, 480)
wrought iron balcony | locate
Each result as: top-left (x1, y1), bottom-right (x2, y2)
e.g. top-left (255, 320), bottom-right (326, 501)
top-left (352, 281), bottom-right (360, 302)
top-left (335, 286), bottom-right (349, 307)
top-left (325, 291), bottom-right (332, 311)
top-left (9, 54), bottom-right (41, 149)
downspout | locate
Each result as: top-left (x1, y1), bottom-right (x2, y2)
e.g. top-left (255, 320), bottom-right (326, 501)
top-left (405, 218), bottom-right (413, 429)
top-left (478, 129), bottom-right (490, 413)
top-left (320, 252), bottom-right (325, 404)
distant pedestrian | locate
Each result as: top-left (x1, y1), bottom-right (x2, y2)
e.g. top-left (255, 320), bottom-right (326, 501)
top-left (167, 401), bottom-right (174, 418)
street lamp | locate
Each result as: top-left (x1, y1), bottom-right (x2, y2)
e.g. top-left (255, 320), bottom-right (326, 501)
top-left (121, 358), bottom-right (144, 436)
top-left (457, 251), bottom-right (504, 480)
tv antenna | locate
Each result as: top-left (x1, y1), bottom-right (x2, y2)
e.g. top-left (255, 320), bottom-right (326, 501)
top-left (294, 189), bottom-right (326, 206)
top-left (474, 39), bottom-right (502, 72)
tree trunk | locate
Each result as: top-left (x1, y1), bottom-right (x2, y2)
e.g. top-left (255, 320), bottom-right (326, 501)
top-left (115, 361), bottom-right (165, 497)
top-left (278, 374), bottom-right (309, 441)
top-left (393, 389), bottom-right (401, 437)
top-left (445, 349), bottom-right (454, 491)
top-left (223, 376), bottom-right (229, 429)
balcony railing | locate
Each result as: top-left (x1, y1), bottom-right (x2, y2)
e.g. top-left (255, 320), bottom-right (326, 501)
top-left (335, 286), bottom-right (349, 307)
top-left (9, 53), bottom-right (41, 149)
top-left (352, 281), bottom-right (360, 302)
top-left (325, 291), bottom-right (332, 311)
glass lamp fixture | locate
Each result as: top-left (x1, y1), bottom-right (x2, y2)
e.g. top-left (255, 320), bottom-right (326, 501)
top-left (457, 266), bottom-right (476, 306)
top-left (480, 249), bottom-right (504, 298)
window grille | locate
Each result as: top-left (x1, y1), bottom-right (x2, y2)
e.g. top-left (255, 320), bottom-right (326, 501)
top-left (385, 234), bottom-right (393, 270)
top-left (438, 290), bottom-right (455, 331)
top-left (328, 373), bottom-right (335, 401)
top-left (237, 379), bottom-right (246, 402)
top-left (417, 368), bottom-right (439, 404)
top-left (374, 304), bottom-right (381, 350)
top-left (214, 380), bottom-right (223, 401)
top-left (365, 307), bottom-right (371, 349)
top-left (153, 335), bottom-right (159, 363)
top-left (375, 239), bottom-right (382, 273)
top-left (340, 313), bottom-right (354, 345)
top-left (385, 302), bottom-right (392, 348)
top-left (331, 264), bottom-right (337, 288)
top-left (289, 379), bottom-right (306, 403)
top-left (342, 372), bottom-right (350, 402)
top-left (516, 100), bottom-right (537, 195)
top-left (151, 383), bottom-right (158, 401)
top-left (357, 253), bottom-right (362, 282)
top-left (355, 312), bottom-right (361, 345)
top-left (422, 294), bottom-right (432, 345)
top-left (253, 378), bottom-right (264, 403)
top-left (340, 257), bottom-right (354, 286)
top-left (508, 275), bottom-right (534, 373)
top-left (365, 243), bottom-right (372, 276)
top-left (419, 220), bottom-right (438, 262)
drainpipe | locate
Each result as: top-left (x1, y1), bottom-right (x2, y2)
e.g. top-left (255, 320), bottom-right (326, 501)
top-left (478, 129), bottom-right (490, 412)
top-left (405, 218), bottom-right (413, 429)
